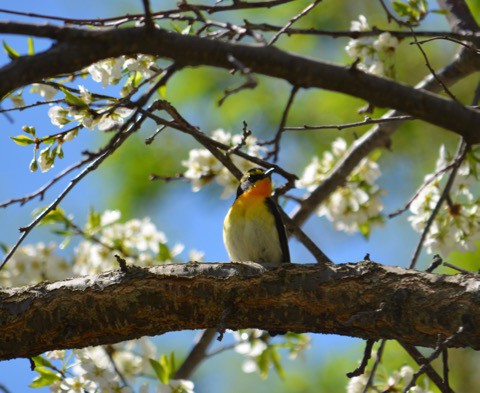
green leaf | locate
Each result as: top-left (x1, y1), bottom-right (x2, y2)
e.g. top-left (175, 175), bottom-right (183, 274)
top-left (29, 367), bottom-right (61, 388)
top-left (27, 37), bottom-right (35, 55)
top-left (38, 208), bottom-right (68, 226)
top-left (2, 40), bottom-right (20, 59)
top-left (149, 358), bottom-right (169, 384)
top-left (22, 125), bottom-right (36, 136)
top-left (0, 242), bottom-right (8, 254)
top-left (257, 350), bottom-right (270, 379)
top-left (158, 243), bottom-right (171, 261)
top-left (392, 1), bottom-right (409, 16)
top-left (87, 207), bottom-right (101, 230)
top-left (431, 9), bottom-right (448, 15)
top-left (10, 135), bottom-right (34, 146)
top-left (157, 84), bottom-right (167, 98)
top-left (269, 347), bottom-right (285, 379)
top-left (31, 355), bottom-right (55, 369)
top-left (41, 135), bottom-right (57, 144)
top-left (169, 352), bottom-right (176, 375)
top-left (170, 22), bottom-right (183, 34)
top-left (59, 236), bottom-right (72, 250)
top-left (60, 87), bottom-right (88, 108)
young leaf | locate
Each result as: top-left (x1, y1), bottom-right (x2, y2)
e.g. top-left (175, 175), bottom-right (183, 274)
top-left (10, 135), bottom-right (34, 146)
top-left (158, 243), bottom-right (172, 261)
top-left (29, 367), bottom-right (61, 388)
top-left (38, 208), bottom-right (68, 226)
top-left (28, 37), bottom-right (35, 55)
top-left (2, 40), bottom-right (20, 59)
top-left (269, 347), bottom-right (285, 379)
top-left (149, 358), bottom-right (169, 384)
top-left (257, 350), bottom-right (270, 379)
top-left (31, 355), bottom-right (55, 369)
top-left (60, 87), bottom-right (88, 108)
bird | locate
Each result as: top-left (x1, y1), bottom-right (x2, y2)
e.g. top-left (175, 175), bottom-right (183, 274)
top-left (223, 167), bottom-right (290, 265)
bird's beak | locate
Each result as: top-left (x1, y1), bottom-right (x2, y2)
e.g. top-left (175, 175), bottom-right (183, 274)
top-left (264, 167), bottom-right (275, 177)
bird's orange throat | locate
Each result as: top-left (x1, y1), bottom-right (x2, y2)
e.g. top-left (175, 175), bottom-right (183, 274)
top-left (241, 177), bottom-right (272, 199)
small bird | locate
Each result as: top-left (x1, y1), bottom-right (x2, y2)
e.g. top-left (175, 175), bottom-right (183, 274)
top-left (223, 167), bottom-right (290, 265)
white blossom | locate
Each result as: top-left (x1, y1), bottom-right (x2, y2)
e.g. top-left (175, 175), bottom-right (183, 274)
top-left (97, 107), bottom-right (133, 131)
top-left (38, 146), bottom-right (55, 172)
top-left (78, 85), bottom-right (93, 104)
top-left (408, 144), bottom-right (480, 255)
top-left (31, 83), bottom-right (58, 100)
top-left (10, 93), bottom-right (25, 108)
top-left (46, 350), bottom-right (67, 360)
top-left (157, 379), bottom-right (195, 393)
top-left (373, 32), bottom-right (399, 52)
top-left (124, 55), bottom-right (157, 78)
top-left (59, 375), bottom-right (96, 393)
top-left (350, 15), bottom-right (369, 31)
top-left (48, 106), bottom-right (70, 128)
top-left (298, 138), bottom-right (384, 235)
top-left (345, 15), bottom-right (398, 77)
top-left (0, 243), bottom-right (69, 287)
top-left (87, 57), bottom-right (125, 88)
top-left (346, 374), bottom-right (368, 393)
top-left (182, 129), bottom-right (265, 198)
top-left (74, 212), bottom-right (176, 275)
top-left (188, 249), bottom-right (205, 262)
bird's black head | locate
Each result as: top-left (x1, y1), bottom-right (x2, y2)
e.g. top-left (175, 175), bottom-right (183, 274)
top-left (236, 167), bottom-right (275, 198)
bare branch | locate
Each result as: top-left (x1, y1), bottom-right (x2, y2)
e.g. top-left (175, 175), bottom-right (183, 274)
top-left (0, 24), bottom-right (479, 143)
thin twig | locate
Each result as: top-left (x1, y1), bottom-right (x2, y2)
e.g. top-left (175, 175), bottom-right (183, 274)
top-left (401, 343), bottom-right (451, 393)
top-left (410, 27), bottom-right (458, 102)
top-left (268, 0), bottom-right (322, 45)
top-left (284, 115), bottom-right (413, 131)
top-left (226, 121), bottom-right (251, 155)
top-left (412, 36), bottom-right (480, 54)
top-left (388, 160), bottom-right (457, 218)
top-left (361, 339), bottom-right (386, 393)
top-left (409, 139), bottom-right (468, 269)
top-left (265, 85), bottom-right (298, 162)
top-left (218, 55), bottom-right (257, 106)
top-left (104, 346), bottom-right (132, 389)
top-left (243, 20), bottom-right (480, 42)
top-left (0, 99), bottom-right (64, 113)
top-left (141, 0), bottom-right (154, 29)
top-left (346, 339), bottom-right (376, 378)
top-left (442, 349), bottom-right (451, 393)
top-left (425, 254), bottom-right (443, 273)
top-left (0, 384), bottom-right (11, 393)
top-left (403, 325), bottom-right (465, 392)
top-left (442, 262), bottom-right (471, 274)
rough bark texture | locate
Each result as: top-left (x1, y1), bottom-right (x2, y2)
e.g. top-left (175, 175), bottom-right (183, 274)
top-left (1, 261), bottom-right (479, 361)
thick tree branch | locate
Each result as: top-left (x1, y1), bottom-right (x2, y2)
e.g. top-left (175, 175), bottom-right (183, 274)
top-left (0, 261), bottom-right (479, 361)
top-left (0, 23), bottom-right (480, 142)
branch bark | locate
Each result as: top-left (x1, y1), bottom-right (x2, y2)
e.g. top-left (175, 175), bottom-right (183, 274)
top-left (1, 261), bottom-right (479, 361)
top-left (1, 23), bottom-right (480, 143)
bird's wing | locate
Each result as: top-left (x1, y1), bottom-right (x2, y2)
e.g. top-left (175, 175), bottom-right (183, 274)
top-left (265, 197), bottom-right (291, 263)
